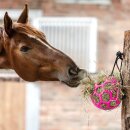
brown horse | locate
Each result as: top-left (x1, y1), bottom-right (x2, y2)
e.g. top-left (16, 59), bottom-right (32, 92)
top-left (0, 5), bottom-right (87, 87)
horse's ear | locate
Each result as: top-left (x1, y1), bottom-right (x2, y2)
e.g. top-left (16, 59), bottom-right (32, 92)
top-left (17, 4), bottom-right (28, 24)
top-left (4, 12), bottom-right (13, 37)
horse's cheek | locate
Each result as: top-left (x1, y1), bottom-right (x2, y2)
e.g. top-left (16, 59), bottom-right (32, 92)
top-left (10, 52), bottom-right (38, 81)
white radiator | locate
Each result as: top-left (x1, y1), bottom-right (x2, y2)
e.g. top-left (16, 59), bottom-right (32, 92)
top-left (33, 17), bottom-right (97, 73)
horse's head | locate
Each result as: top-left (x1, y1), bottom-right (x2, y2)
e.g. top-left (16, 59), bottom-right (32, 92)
top-left (0, 5), bottom-right (87, 87)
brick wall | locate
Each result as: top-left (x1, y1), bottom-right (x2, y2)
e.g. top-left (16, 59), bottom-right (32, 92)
top-left (40, 81), bottom-right (121, 130)
top-left (0, 0), bottom-right (41, 8)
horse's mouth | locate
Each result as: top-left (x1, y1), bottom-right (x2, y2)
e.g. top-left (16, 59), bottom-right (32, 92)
top-left (62, 80), bottom-right (80, 87)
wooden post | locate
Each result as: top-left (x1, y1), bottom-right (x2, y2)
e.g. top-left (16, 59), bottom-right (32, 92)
top-left (122, 30), bottom-right (130, 130)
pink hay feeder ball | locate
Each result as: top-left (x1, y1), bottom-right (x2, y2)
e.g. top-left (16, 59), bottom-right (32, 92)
top-left (90, 76), bottom-right (122, 110)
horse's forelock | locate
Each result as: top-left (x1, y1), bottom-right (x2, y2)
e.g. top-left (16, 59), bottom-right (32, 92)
top-left (13, 23), bottom-right (46, 41)
top-left (12, 23), bottom-right (55, 50)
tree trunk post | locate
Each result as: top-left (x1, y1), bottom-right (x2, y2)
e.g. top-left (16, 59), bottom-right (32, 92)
top-left (122, 30), bottom-right (130, 130)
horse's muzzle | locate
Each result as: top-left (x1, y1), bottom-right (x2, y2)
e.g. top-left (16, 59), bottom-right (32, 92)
top-left (63, 69), bottom-right (88, 87)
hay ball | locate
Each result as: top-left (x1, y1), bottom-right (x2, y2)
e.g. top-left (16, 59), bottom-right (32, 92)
top-left (90, 76), bottom-right (122, 110)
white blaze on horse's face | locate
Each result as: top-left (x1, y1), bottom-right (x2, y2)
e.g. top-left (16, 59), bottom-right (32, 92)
top-left (27, 34), bottom-right (56, 51)
top-left (1, 5), bottom-right (87, 87)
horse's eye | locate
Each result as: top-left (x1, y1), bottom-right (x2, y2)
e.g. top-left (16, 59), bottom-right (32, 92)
top-left (20, 46), bottom-right (30, 52)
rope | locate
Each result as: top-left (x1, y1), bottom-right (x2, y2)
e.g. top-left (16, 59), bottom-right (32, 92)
top-left (110, 51), bottom-right (126, 99)
top-left (110, 51), bottom-right (124, 86)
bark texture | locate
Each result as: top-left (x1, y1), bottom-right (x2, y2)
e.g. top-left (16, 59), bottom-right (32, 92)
top-left (122, 30), bottom-right (130, 130)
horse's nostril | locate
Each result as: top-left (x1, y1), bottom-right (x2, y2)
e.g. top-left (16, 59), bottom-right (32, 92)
top-left (68, 67), bottom-right (78, 76)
